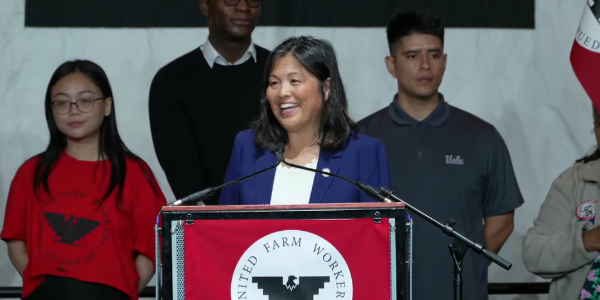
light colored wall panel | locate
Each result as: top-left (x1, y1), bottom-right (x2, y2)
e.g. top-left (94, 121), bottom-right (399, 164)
top-left (0, 1), bottom-right (590, 299)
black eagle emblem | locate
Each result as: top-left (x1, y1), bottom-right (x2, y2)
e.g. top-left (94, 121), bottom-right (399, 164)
top-left (252, 275), bottom-right (330, 300)
top-left (44, 212), bottom-right (100, 246)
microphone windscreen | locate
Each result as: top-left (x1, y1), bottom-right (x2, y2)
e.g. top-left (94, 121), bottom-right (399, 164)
top-left (267, 143), bottom-right (277, 153)
top-left (275, 143), bottom-right (286, 153)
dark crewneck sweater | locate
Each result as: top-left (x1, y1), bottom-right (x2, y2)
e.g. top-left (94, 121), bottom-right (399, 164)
top-left (149, 45), bottom-right (270, 204)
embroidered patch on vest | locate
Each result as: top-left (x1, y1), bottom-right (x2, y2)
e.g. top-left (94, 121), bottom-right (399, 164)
top-left (577, 200), bottom-right (598, 222)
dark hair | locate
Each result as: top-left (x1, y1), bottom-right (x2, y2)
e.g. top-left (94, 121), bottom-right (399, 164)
top-left (252, 36), bottom-right (358, 151)
top-left (576, 104), bottom-right (600, 163)
top-left (386, 10), bottom-right (445, 55)
top-left (33, 60), bottom-right (158, 209)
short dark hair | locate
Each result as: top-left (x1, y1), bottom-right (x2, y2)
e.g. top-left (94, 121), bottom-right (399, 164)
top-left (386, 10), bottom-right (445, 55)
top-left (252, 36), bottom-right (358, 151)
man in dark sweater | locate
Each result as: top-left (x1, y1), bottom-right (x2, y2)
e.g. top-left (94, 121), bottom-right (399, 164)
top-left (149, 0), bottom-right (271, 204)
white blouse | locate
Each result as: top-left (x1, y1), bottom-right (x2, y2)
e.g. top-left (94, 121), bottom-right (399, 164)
top-left (269, 158), bottom-right (318, 205)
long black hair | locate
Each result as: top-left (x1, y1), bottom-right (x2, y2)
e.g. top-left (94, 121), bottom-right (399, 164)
top-left (576, 104), bottom-right (600, 163)
top-left (251, 36), bottom-right (358, 151)
top-left (33, 60), bottom-right (158, 208)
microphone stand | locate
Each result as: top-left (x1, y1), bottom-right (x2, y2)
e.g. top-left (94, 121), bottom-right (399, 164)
top-left (168, 160), bottom-right (281, 206)
top-left (168, 143), bottom-right (288, 206)
top-left (377, 187), bottom-right (512, 300)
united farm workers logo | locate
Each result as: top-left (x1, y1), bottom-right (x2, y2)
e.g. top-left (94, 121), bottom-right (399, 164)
top-left (231, 230), bottom-right (353, 300)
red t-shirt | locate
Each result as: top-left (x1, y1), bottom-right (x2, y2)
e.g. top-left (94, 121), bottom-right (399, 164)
top-left (1, 152), bottom-right (166, 300)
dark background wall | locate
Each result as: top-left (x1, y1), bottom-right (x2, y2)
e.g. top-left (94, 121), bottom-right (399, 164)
top-left (25, 0), bottom-right (534, 28)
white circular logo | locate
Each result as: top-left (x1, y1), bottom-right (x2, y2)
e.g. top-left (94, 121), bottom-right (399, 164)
top-left (230, 230), bottom-right (353, 300)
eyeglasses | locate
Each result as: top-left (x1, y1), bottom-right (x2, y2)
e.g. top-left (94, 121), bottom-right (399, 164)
top-left (223, 0), bottom-right (261, 8)
top-left (51, 97), bottom-right (105, 115)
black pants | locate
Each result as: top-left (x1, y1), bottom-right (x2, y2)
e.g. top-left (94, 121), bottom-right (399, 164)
top-left (23, 275), bottom-right (130, 300)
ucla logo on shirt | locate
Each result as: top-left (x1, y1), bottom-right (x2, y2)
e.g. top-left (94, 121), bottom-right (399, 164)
top-left (445, 155), bottom-right (464, 165)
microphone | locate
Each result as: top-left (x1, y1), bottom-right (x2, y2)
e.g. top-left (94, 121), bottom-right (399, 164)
top-left (268, 143), bottom-right (285, 163)
top-left (270, 143), bottom-right (395, 203)
top-left (167, 143), bottom-right (283, 206)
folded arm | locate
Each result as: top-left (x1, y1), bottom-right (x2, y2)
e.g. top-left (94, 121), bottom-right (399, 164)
top-left (7, 240), bottom-right (28, 277)
top-left (218, 133), bottom-right (243, 205)
top-left (132, 163), bottom-right (167, 291)
top-left (484, 211), bottom-right (514, 265)
top-left (358, 139), bottom-right (391, 202)
top-left (482, 129), bottom-right (523, 264)
top-left (136, 254), bottom-right (154, 292)
top-left (2, 166), bottom-right (31, 278)
top-left (149, 70), bottom-right (208, 199)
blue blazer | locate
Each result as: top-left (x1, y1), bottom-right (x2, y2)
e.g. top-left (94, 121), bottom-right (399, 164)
top-left (219, 129), bottom-right (391, 205)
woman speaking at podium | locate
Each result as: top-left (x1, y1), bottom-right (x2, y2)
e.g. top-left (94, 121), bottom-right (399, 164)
top-left (219, 36), bottom-right (391, 205)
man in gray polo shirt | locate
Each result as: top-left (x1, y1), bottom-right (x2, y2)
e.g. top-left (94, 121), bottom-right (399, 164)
top-left (359, 10), bottom-right (524, 300)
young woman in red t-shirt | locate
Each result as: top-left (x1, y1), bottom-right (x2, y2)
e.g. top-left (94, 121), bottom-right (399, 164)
top-left (1, 60), bottom-right (167, 300)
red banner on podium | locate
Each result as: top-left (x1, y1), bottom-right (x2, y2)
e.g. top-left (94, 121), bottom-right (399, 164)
top-left (184, 218), bottom-right (392, 299)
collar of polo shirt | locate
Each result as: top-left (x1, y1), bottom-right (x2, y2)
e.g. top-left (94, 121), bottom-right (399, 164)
top-left (388, 93), bottom-right (450, 127)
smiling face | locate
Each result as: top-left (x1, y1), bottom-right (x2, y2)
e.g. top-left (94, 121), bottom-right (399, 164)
top-left (266, 55), bottom-right (330, 135)
top-left (386, 33), bottom-right (447, 100)
top-left (50, 72), bottom-right (112, 142)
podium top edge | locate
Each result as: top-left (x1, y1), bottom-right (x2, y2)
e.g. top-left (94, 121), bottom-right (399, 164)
top-left (162, 202), bottom-right (405, 212)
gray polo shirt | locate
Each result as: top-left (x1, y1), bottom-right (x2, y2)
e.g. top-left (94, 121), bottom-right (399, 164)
top-left (358, 94), bottom-right (524, 300)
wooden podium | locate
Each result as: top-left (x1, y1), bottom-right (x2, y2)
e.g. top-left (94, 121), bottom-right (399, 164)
top-left (155, 202), bottom-right (410, 300)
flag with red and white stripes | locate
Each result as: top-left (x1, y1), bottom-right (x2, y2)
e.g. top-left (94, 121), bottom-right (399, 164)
top-left (571, 0), bottom-right (600, 111)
